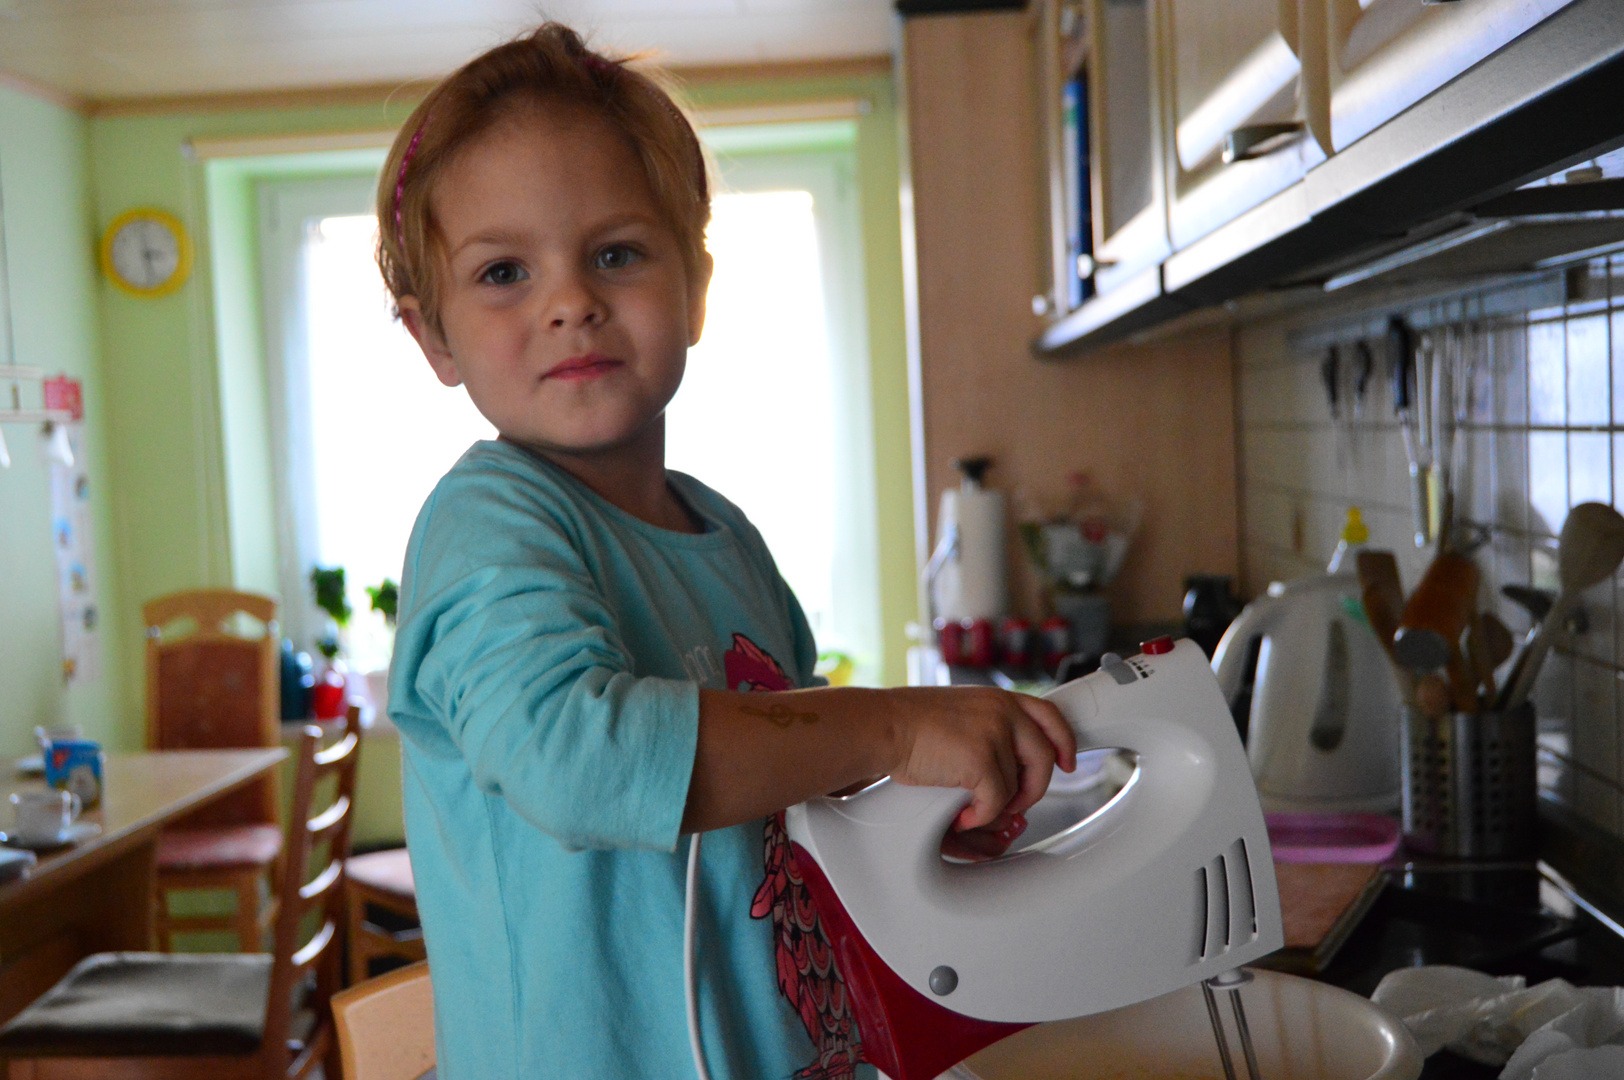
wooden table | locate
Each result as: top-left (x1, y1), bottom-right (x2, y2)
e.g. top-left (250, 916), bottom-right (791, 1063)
top-left (0, 749), bottom-right (287, 1026)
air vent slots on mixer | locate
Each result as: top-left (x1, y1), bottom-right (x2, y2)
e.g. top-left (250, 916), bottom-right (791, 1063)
top-left (1194, 838), bottom-right (1258, 962)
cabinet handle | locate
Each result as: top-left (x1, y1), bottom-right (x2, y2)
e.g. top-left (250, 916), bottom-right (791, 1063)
top-left (1222, 122), bottom-right (1305, 164)
top-left (1076, 254), bottom-right (1117, 278)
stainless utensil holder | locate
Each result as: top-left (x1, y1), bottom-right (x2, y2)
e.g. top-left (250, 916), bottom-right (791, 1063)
top-left (1401, 703), bottom-right (1536, 859)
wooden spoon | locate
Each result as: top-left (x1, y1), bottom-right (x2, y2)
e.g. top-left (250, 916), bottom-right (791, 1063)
top-left (1501, 502), bottom-right (1624, 710)
top-left (1462, 614), bottom-right (1509, 709)
top-left (1357, 550), bottom-right (1415, 706)
top-left (1356, 551), bottom-right (1404, 661)
top-left (1394, 551), bottom-right (1478, 673)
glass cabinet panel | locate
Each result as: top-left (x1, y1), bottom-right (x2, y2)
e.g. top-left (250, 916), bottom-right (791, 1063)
top-left (1039, 0), bottom-right (1168, 317)
top-left (1086, 0), bottom-right (1171, 295)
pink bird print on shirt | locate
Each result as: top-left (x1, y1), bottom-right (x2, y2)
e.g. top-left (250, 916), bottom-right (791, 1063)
top-left (725, 634), bottom-right (864, 1080)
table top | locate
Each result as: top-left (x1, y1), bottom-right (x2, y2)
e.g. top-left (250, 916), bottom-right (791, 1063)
top-left (1, 749), bottom-right (287, 899)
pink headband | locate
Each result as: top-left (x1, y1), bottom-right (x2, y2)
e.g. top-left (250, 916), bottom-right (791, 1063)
top-left (393, 118), bottom-right (428, 234)
top-left (390, 50), bottom-right (702, 241)
top-left (390, 52), bottom-right (606, 236)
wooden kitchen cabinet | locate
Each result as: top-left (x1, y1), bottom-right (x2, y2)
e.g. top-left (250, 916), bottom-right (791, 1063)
top-left (1157, 0), bottom-right (1328, 251)
top-left (902, 8), bottom-right (1239, 626)
top-left (1084, 0), bottom-right (1171, 294)
top-left (1322, 0), bottom-right (1574, 151)
top-left (1038, 0), bottom-right (1170, 316)
top-left (1028, 0), bottom-right (1609, 351)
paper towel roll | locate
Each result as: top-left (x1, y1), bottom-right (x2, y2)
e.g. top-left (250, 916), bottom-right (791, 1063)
top-left (933, 486), bottom-right (1008, 621)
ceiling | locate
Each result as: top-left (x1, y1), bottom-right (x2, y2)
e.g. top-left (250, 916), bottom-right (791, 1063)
top-left (0, 0), bottom-right (899, 104)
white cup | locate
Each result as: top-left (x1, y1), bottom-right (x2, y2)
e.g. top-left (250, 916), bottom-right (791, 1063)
top-left (9, 789), bottom-right (81, 846)
top-left (34, 725), bottom-right (83, 752)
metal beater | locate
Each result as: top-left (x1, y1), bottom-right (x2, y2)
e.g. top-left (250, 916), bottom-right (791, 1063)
top-left (1204, 969), bottom-right (1264, 1080)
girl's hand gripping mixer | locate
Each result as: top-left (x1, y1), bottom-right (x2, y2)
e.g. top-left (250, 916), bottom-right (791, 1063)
top-left (785, 638), bottom-right (1285, 1080)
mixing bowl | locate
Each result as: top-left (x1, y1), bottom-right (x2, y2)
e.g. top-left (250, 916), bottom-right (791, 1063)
top-left (943, 967), bottom-right (1422, 1080)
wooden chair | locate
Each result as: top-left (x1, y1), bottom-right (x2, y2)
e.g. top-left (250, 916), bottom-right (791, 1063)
top-left (345, 849), bottom-right (425, 986)
top-left (144, 589), bottom-right (284, 952)
top-left (332, 962), bottom-right (434, 1080)
top-left (0, 709), bottom-right (363, 1080)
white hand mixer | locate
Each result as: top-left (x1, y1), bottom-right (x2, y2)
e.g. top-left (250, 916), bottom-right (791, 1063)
top-left (687, 637), bottom-right (1284, 1080)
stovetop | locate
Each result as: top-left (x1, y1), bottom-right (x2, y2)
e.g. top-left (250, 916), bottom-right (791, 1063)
top-left (1315, 861), bottom-right (1624, 1078)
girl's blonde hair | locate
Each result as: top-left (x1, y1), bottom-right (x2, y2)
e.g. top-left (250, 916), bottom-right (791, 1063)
top-left (375, 23), bottom-right (711, 333)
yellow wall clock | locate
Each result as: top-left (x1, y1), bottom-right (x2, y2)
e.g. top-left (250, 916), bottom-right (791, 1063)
top-left (100, 208), bottom-right (193, 298)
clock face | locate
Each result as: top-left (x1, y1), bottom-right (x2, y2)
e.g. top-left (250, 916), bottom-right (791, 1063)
top-left (110, 218), bottom-right (182, 290)
top-left (101, 209), bottom-right (191, 297)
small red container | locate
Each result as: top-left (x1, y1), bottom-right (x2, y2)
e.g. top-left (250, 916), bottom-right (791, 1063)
top-left (965, 619), bottom-right (997, 669)
top-left (1000, 617), bottom-right (1033, 669)
top-left (311, 668), bottom-right (348, 720)
top-left (1040, 616), bottom-right (1071, 673)
top-left (936, 619), bottom-right (967, 666)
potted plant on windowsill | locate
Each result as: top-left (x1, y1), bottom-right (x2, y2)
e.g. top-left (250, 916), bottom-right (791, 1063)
top-left (309, 566), bottom-right (352, 720)
top-left (361, 578), bottom-right (398, 725)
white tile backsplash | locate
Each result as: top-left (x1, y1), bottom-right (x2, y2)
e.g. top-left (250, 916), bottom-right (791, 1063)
top-left (1529, 319), bottom-right (1567, 425)
top-left (1236, 264), bottom-right (1624, 841)
top-left (1569, 316), bottom-right (1610, 425)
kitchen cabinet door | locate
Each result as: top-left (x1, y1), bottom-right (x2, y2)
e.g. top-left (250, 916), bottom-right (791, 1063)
top-left (1159, 0), bottom-right (1328, 252)
top-left (1085, 0), bottom-right (1171, 295)
top-left (1324, 0), bottom-right (1574, 152)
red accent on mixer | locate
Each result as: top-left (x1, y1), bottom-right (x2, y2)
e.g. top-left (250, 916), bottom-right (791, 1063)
top-left (1141, 635), bottom-right (1176, 656)
top-left (788, 841), bottom-right (1030, 1080)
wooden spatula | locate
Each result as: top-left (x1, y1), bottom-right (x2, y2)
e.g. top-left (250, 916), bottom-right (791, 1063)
top-left (1356, 551), bottom-right (1404, 660)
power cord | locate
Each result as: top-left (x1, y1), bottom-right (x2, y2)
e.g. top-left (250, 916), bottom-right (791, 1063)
top-left (685, 832), bottom-right (715, 1080)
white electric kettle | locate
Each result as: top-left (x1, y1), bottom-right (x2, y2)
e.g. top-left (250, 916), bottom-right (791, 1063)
top-left (1212, 571), bottom-right (1402, 814)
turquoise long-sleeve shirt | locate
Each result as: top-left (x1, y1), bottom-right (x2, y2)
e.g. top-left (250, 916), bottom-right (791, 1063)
top-left (388, 439), bottom-right (826, 1079)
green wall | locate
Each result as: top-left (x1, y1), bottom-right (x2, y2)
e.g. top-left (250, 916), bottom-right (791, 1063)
top-left (0, 85), bottom-right (124, 757)
top-left (87, 101), bottom-right (421, 733)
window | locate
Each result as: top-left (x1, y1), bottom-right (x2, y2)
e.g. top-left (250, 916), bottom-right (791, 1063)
top-left (258, 176), bottom-right (491, 671)
top-left (668, 137), bottom-right (881, 680)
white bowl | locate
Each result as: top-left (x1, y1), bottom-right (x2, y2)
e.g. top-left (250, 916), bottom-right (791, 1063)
top-left (939, 968), bottom-right (1422, 1080)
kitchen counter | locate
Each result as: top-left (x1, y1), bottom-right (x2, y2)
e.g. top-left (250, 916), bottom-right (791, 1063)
top-left (1314, 859), bottom-right (1624, 1078)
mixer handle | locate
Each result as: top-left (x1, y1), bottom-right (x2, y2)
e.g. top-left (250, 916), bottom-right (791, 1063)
top-left (821, 675), bottom-right (1155, 853)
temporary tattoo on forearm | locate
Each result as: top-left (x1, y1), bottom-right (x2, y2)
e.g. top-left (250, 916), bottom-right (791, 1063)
top-left (742, 703), bottom-right (820, 728)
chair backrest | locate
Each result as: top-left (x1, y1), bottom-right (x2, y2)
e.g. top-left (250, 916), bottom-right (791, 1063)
top-left (263, 705), bottom-right (363, 1080)
top-left (143, 589), bottom-right (280, 825)
top-left (332, 962), bottom-right (435, 1080)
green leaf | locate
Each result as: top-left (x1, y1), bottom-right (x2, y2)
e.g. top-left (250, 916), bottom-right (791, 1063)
top-left (366, 579), bottom-right (399, 626)
top-left (309, 566), bottom-right (352, 626)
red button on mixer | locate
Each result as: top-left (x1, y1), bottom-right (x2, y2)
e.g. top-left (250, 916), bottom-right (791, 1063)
top-left (1141, 635), bottom-right (1175, 656)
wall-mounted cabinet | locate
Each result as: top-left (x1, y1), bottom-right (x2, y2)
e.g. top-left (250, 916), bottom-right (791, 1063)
top-left (1323, 0), bottom-right (1573, 152)
top-left (1087, 0), bottom-right (1171, 292)
top-left (1039, 0), bottom-right (1169, 318)
top-left (1159, 0), bottom-right (1325, 250)
top-left (1028, 0), bottom-right (1624, 357)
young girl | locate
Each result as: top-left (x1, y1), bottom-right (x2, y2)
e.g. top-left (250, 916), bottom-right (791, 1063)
top-left (378, 24), bottom-right (1075, 1080)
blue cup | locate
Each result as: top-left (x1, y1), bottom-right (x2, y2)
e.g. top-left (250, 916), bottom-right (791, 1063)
top-left (43, 739), bottom-right (104, 808)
